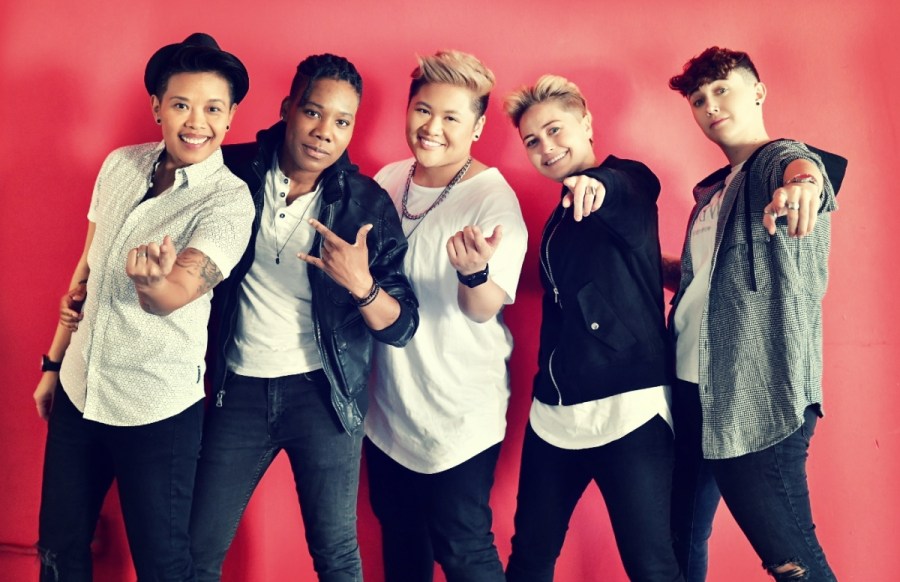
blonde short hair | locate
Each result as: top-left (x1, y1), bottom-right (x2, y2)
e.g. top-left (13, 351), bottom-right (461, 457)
top-left (504, 74), bottom-right (588, 128)
top-left (408, 50), bottom-right (495, 117)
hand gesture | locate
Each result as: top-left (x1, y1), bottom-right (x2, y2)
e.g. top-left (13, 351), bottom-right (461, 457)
top-left (59, 281), bottom-right (87, 331)
top-left (126, 235), bottom-right (177, 288)
top-left (298, 219), bottom-right (374, 298)
top-left (446, 225), bottom-right (503, 275)
top-left (34, 373), bottom-right (57, 421)
top-left (762, 182), bottom-right (819, 238)
top-left (561, 175), bottom-right (606, 222)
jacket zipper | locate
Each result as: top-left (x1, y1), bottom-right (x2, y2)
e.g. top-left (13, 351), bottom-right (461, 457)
top-left (540, 206), bottom-right (566, 308)
top-left (548, 349), bottom-right (564, 405)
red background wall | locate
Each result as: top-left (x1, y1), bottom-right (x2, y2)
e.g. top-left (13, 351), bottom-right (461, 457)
top-left (2, 1), bottom-right (897, 580)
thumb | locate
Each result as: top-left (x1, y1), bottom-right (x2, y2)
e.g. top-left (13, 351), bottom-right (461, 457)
top-left (356, 224), bottom-right (373, 246)
top-left (159, 235), bottom-right (176, 269)
top-left (487, 224), bottom-right (504, 247)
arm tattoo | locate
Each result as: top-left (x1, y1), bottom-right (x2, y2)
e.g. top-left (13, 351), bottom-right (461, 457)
top-left (175, 248), bottom-right (223, 298)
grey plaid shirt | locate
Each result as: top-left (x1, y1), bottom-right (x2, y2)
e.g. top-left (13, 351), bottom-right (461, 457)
top-left (672, 140), bottom-right (838, 459)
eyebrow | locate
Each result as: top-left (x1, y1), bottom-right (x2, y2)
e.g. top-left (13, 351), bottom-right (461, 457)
top-left (168, 95), bottom-right (229, 105)
top-left (305, 99), bottom-right (356, 119)
top-left (521, 119), bottom-right (562, 141)
top-left (413, 100), bottom-right (462, 115)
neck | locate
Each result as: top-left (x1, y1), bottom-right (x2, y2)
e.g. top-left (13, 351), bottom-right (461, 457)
top-left (721, 131), bottom-right (770, 167)
top-left (568, 150), bottom-right (599, 179)
top-left (279, 148), bottom-right (322, 200)
top-left (413, 157), bottom-right (472, 188)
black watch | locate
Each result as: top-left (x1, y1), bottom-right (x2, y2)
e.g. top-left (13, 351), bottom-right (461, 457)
top-left (457, 264), bottom-right (490, 288)
top-left (41, 354), bottom-right (62, 373)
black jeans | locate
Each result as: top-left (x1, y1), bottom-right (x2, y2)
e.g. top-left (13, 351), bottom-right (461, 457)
top-left (506, 416), bottom-right (683, 582)
top-left (38, 385), bottom-right (203, 582)
top-left (671, 380), bottom-right (837, 581)
top-left (189, 372), bottom-right (363, 582)
top-left (365, 439), bottom-right (505, 582)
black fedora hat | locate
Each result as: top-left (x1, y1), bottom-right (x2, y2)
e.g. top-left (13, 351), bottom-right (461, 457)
top-left (144, 32), bottom-right (249, 104)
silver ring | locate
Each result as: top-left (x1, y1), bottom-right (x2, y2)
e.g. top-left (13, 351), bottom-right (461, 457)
top-left (586, 186), bottom-right (595, 197)
top-left (786, 202), bottom-right (801, 211)
top-left (768, 210), bottom-right (779, 219)
top-left (136, 251), bottom-right (147, 258)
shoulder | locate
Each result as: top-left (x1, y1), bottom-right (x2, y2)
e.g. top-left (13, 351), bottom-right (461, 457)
top-left (374, 158), bottom-right (415, 186)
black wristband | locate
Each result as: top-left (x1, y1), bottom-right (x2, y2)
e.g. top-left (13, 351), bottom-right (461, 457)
top-left (354, 281), bottom-right (381, 307)
top-left (457, 264), bottom-right (490, 288)
top-left (41, 354), bottom-right (62, 373)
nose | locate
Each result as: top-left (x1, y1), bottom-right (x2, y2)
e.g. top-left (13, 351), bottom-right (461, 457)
top-left (705, 99), bottom-right (719, 117)
top-left (186, 107), bottom-right (206, 129)
top-left (423, 115), bottom-right (441, 136)
top-left (311, 118), bottom-right (332, 143)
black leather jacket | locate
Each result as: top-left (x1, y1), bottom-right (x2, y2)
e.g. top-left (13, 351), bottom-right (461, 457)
top-left (211, 122), bottom-right (418, 433)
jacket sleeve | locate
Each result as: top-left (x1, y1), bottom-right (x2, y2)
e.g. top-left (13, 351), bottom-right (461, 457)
top-left (577, 157), bottom-right (661, 249)
top-left (366, 185), bottom-right (419, 347)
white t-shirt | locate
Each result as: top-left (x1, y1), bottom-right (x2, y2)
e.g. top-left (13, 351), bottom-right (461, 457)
top-left (61, 143), bottom-right (253, 426)
top-left (674, 163), bottom-right (743, 382)
top-left (529, 386), bottom-right (673, 450)
top-left (365, 158), bottom-right (528, 474)
top-left (227, 157), bottom-right (323, 377)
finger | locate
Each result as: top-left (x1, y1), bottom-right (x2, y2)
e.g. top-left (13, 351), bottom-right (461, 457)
top-left (355, 224), bottom-right (373, 247)
top-left (159, 236), bottom-right (176, 271)
top-left (446, 236), bottom-right (459, 264)
top-left (590, 182), bottom-right (606, 212)
top-left (560, 192), bottom-right (573, 209)
top-left (297, 251), bottom-right (325, 270)
top-left (762, 204), bottom-right (779, 235)
top-left (785, 195), bottom-right (800, 237)
top-left (463, 225), bottom-right (485, 252)
top-left (308, 218), bottom-right (340, 242)
top-left (147, 241), bottom-right (162, 262)
top-left (485, 225), bottom-right (504, 248)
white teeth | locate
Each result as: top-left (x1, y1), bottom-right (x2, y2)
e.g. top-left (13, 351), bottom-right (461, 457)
top-left (181, 136), bottom-right (209, 145)
top-left (545, 151), bottom-right (567, 166)
top-left (420, 137), bottom-right (443, 147)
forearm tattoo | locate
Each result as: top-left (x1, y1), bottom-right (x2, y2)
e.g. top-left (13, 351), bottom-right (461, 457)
top-left (175, 248), bottom-right (223, 298)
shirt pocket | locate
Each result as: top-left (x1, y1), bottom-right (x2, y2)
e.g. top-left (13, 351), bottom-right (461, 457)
top-left (575, 281), bottom-right (637, 353)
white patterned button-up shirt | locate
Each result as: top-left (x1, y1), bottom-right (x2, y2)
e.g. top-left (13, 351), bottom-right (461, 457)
top-left (60, 142), bottom-right (253, 426)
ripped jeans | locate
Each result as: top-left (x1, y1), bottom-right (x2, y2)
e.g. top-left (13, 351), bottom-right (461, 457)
top-left (671, 380), bottom-right (837, 581)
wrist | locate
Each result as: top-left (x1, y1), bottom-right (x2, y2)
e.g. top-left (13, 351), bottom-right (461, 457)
top-left (353, 280), bottom-right (381, 308)
top-left (457, 264), bottom-right (490, 288)
top-left (41, 354), bottom-right (62, 373)
top-left (349, 276), bottom-right (376, 301)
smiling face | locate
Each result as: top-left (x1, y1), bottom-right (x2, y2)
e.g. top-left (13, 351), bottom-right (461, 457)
top-left (406, 82), bottom-right (485, 182)
top-left (689, 69), bottom-right (767, 150)
top-left (517, 100), bottom-right (595, 182)
top-left (279, 77), bottom-right (359, 184)
top-left (152, 71), bottom-right (236, 169)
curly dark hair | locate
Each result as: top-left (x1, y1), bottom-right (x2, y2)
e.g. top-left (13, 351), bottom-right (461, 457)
top-left (288, 54), bottom-right (363, 104)
top-left (669, 46), bottom-right (760, 97)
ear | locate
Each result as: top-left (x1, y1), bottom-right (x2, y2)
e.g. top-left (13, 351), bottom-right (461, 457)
top-left (474, 114), bottom-right (486, 137)
top-left (150, 95), bottom-right (161, 122)
top-left (279, 96), bottom-right (291, 121)
top-left (754, 81), bottom-right (767, 105)
top-left (582, 110), bottom-right (594, 141)
top-left (227, 103), bottom-right (238, 126)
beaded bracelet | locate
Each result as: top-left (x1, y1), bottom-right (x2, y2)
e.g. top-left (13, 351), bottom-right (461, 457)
top-left (785, 173), bottom-right (818, 186)
top-left (355, 281), bottom-right (381, 308)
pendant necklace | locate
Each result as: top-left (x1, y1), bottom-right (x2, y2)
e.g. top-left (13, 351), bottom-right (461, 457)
top-left (401, 157), bottom-right (473, 225)
top-left (273, 192), bottom-right (317, 264)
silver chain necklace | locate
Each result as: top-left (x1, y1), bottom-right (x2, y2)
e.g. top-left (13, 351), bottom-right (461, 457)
top-left (401, 157), bottom-right (473, 221)
top-left (273, 193), bottom-right (317, 264)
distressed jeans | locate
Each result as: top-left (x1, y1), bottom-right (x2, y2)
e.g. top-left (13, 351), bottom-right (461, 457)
top-left (38, 384), bottom-right (202, 582)
top-left (671, 380), bottom-right (837, 581)
top-left (189, 371), bottom-right (363, 582)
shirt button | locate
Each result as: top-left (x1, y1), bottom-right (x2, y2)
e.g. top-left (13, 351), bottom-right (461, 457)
top-left (283, 178), bottom-right (289, 184)
top-left (590, 322), bottom-right (599, 330)
top-left (280, 192), bottom-right (286, 198)
top-left (279, 213), bottom-right (286, 219)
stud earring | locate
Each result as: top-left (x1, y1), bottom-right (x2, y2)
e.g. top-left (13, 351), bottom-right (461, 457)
top-left (156, 118), bottom-right (161, 124)
top-left (474, 134), bottom-right (480, 141)
top-left (226, 125), bottom-right (230, 130)
top-left (756, 101), bottom-right (761, 106)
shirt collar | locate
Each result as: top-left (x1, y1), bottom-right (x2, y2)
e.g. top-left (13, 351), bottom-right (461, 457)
top-left (152, 141), bottom-right (225, 189)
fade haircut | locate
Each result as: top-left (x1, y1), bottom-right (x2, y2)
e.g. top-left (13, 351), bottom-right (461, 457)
top-left (407, 50), bottom-right (495, 118)
top-left (289, 53), bottom-right (363, 104)
top-left (504, 74), bottom-right (588, 128)
top-left (669, 46), bottom-right (760, 97)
